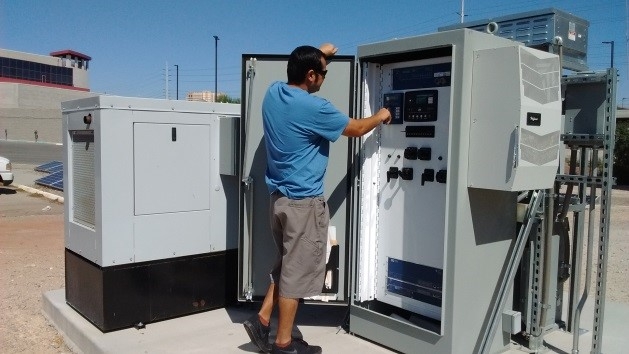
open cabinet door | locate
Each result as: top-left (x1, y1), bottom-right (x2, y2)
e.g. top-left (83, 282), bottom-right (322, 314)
top-left (238, 54), bottom-right (355, 303)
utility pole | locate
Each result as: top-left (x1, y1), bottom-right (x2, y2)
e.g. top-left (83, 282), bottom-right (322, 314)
top-left (165, 61), bottom-right (169, 99)
top-left (213, 35), bottom-right (219, 102)
top-left (174, 64), bottom-right (179, 100)
top-left (460, 0), bottom-right (465, 23)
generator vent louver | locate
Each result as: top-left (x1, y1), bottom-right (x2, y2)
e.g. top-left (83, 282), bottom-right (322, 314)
top-left (519, 49), bottom-right (561, 166)
top-left (71, 130), bottom-right (95, 229)
top-left (520, 49), bottom-right (560, 105)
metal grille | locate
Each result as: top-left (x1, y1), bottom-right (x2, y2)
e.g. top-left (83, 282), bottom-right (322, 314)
top-left (520, 50), bottom-right (560, 105)
top-left (71, 130), bottom-right (95, 229)
top-left (520, 129), bottom-right (560, 165)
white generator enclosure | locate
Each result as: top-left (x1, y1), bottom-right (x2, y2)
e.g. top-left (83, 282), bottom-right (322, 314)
top-left (349, 29), bottom-right (561, 353)
top-left (62, 95), bottom-right (240, 331)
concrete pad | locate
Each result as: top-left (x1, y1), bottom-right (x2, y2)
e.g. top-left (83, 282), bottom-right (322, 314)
top-left (543, 299), bottom-right (629, 354)
top-left (43, 289), bottom-right (628, 353)
top-left (42, 289), bottom-right (392, 354)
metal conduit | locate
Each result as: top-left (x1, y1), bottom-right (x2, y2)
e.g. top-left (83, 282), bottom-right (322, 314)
top-left (571, 149), bottom-right (598, 353)
top-left (479, 190), bottom-right (544, 354)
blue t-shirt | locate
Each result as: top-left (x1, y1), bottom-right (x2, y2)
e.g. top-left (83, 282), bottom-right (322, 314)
top-left (262, 81), bottom-right (350, 199)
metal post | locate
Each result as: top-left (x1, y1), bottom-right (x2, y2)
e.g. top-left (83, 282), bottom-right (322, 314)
top-left (174, 64), bottom-right (179, 100)
top-left (602, 41), bottom-right (614, 68)
top-left (460, 0), bottom-right (465, 23)
top-left (213, 35), bottom-right (219, 102)
top-left (622, 97), bottom-right (627, 109)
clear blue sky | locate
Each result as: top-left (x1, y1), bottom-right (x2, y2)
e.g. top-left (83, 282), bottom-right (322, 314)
top-left (1, 0), bottom-right (627, 105)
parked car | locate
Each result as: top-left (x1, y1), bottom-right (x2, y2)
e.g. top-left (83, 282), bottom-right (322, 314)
top-left (0, 156), bottom-right (14, 186)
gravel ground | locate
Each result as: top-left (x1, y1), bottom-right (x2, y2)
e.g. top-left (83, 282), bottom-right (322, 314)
top-left (0, 164), bottom-right (627, 353)
top-left (0, 194), bottom-right (68, 353)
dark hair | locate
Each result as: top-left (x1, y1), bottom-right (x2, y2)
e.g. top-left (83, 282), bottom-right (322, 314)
top-left (287, 45), bottom-right (325, 84)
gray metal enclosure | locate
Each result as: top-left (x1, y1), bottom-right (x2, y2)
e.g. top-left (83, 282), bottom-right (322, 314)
top-left (62, 96), bottom-right (241, 331)
top-left (349, 29), bottom-right (561, 354)
top-left (439, 8), bottom-right (590, 72)
top-left (238, 55), bottom-right (356, 303)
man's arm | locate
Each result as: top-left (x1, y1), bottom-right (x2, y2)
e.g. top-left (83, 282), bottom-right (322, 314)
top-left (342, 108), bottom-right (392, 137)
top-left (319, 42), bottom-right (390, 137)
top-left (319, 43), bottom-right (338, 58)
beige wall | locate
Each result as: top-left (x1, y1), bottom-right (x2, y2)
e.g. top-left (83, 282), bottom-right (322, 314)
top-left (0, 83), bottom-right (95, 143)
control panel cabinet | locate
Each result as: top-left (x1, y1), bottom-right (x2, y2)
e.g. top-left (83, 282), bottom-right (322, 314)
top-left (350, 29), bottom-right (561, 354)
top-left (62, 96), bottom-right (240, 331)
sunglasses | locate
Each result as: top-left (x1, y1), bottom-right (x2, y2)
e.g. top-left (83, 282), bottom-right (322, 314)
top-left (317, 69), bottom-right (328, 78)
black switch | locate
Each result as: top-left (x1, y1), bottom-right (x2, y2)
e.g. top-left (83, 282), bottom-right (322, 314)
top-left (387, 167), bottom-right (399, 183)
top-left (172, 127), bottom-right (177, 141)
top-left (404, 147), bottom-right (418, 160)
top-left (421, 168), bottom-right (434, 186)
top-left (418, 147), bottom-right (432, 161)
top-left (436, 169), bottom-right (447, 184)
top-left (400, 167), bottom-right (413, 180)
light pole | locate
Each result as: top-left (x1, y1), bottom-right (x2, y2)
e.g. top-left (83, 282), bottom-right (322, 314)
top-left (174, 64), bottom-right (179, 100)
top-left (213, 35), bottom-right (219, 102)
top-left (602, 40), bottom-right (614, 68)
top-left (460, 0), bottom-right (465, 23)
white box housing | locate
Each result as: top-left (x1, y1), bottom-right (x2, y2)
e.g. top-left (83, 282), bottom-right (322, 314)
top-left (468, 45), bottom-right (561, 191)
top-left (62, 96), bottom-right (240, 267)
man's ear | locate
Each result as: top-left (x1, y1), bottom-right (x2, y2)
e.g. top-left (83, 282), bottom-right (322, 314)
top-left (306, 69), bottom-right (316, 83)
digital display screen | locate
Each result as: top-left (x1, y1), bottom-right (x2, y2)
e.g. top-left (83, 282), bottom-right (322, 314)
top-left (404, 90), bottom-right (438, 122)
top-left (392, 62), bottom-right (452, 90)
top-left (416, 95), bottom-right (428, 104)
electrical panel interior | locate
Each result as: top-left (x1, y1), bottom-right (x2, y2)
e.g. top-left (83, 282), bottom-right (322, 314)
top-left (352, 29), bottom-right (562, 354)
top-left (363, 57), bottom-right (452, 326)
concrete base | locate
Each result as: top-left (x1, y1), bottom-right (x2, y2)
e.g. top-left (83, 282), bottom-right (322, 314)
top-left (42, 289), bottom-right (392, 354)
top-left (43, 289), bottom-right (628, 353)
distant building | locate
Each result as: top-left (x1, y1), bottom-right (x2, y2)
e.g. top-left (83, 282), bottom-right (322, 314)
top-left (187, 90), bottom-right (220, 102)
top-left (0, 48), bottom-right (96, 143)
top-left (618, 108), bottom-right (629, 122)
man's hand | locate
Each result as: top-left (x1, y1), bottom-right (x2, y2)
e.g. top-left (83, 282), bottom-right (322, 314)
top-left (377, 107), bottom-right (392, 124)
top-left (319, 43), bottom-right (338, 58)
top-left (342, 108), bottom-right (392, 137)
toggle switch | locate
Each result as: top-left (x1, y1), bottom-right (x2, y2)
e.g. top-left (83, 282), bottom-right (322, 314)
top-left (436, 169), bottom-right (447, 184)
top-left (400, 167), bottom-right (413, 180)
top-left (421, 168), bottom-right (434, 186)
top-left (404, 147), bottom-right (418, 160)
top-left (418, 147), bottom-right (432, 161)
top-left (387, 167), bottom-right (399, 182)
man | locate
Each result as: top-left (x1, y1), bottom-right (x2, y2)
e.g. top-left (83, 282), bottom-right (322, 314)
top-left (244, 43), bottom-right (391, 354)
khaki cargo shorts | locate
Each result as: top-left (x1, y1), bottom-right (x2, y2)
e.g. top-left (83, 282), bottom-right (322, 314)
top-left (269, 192), bottom-right (329, 299)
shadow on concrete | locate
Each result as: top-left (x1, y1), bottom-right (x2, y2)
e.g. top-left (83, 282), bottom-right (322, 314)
top-left (613, 184), bottom-right (629, 191)
top-left (226, 302), bottom-right (348, 349)
top-left (0, 187), bottom-right (17, 195)
top-left (225, 302), bottom-right (347, 327)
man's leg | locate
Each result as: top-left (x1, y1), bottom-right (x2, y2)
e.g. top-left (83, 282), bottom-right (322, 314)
top-left (244, 283), bottom-right (278, 352)
top-left (273, 296), bottom-right (321, 353)
top-left (258, 282), bottom-right (279, 324)
top-left (275, 296), bottom-right (299, 345)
